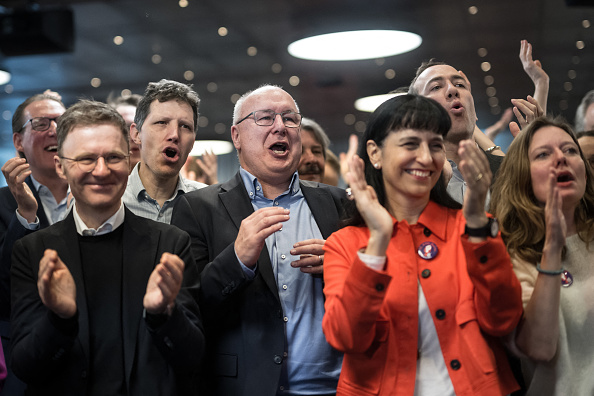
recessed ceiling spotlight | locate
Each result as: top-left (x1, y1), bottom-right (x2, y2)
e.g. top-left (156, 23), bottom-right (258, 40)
top-left (288, 30), bottom-right (422, 61)
top-left (344, 114), bottom-right (356, 125)
top-left (271, 63), bottom-right (282, 73)
top-left (354, 93), bottom-right (406, 113)
top-left (354, 121), bottom-right (367, 133)
top-left (559, 100), bottom-right (568, 110)
top-left (564, 82), bottom-right (573, 91)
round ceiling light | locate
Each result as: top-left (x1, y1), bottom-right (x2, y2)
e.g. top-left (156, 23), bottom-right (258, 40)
top-left (189, 140), bottom-right (234, 156)
top-left (354, 92), bottom-right (406, 112)
top-left (288, 30), bottom-right (422, 61)
top-left (0, 70), bottom-right (11, 85)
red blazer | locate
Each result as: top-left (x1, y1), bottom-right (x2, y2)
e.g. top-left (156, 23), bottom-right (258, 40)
top-left (322, 201), bottom-right (522, 396)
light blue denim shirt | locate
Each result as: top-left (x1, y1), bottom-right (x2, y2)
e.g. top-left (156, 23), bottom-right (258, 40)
top-left (239, 167), bottom-right (342, 395)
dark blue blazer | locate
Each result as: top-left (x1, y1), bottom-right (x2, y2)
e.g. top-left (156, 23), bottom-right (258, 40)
top-left (171, 171), bottom-right (345, 396)
top-left (0, 176), bottom-right (49, 396)
top-left (0, 176), bottom-right (50, 321)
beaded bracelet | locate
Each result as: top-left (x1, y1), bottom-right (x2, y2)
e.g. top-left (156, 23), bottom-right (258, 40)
top-left (536, 262), bottom-right (564, 275)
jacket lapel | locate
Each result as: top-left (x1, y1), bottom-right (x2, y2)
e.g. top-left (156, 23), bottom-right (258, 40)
top-left (301, 183), bottom-right (341, 239)
top-left (121, 208), bottom-right (157, 381)
top-left (219, 172), bottom-right (279, 302)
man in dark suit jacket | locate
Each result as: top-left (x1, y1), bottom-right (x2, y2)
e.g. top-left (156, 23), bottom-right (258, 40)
top-left (171, 85), bottom-right (344, 396)
top-left (0, 92), bottom-right (67, 395)
top-left (10, 100), bottom-right (204, 395)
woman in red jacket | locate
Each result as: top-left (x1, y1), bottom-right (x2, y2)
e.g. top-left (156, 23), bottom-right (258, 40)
top-left (322, 94), bottom-right (522, 396)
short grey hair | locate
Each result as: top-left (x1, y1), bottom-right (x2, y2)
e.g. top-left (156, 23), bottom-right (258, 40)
top-left (232, 84), bottom-right (300, 125)
top-left (575, 90), bottom-right (594, 132)
top-left (300, 117), bottom-right (330, 158)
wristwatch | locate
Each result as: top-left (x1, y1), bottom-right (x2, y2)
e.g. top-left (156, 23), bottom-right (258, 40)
top-left (465, 217), bottom-right (499, 238)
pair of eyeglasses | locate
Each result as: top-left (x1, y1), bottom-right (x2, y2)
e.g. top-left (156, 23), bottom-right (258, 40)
top-left (22, 117), bottom-right (60, 132)
top-left (59, 153), bottom-right (130, 173)
top-left (235, 110), bottom-right (302, 128)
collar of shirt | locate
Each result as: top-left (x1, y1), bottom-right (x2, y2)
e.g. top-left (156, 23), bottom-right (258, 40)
top-left (30, 174), bottom-right (68, 204)
top-left (390, 200), bottom-right (448, 242)
top-left (238, 167), bottom-right (300, 201)
top-left (447, 159), bottom-right (465, 183)
top-left (73, 201), bottom-right (125, 236)
top-left (30, 174), bottom-right (70, 224)
top-left (127, 162), bottom-right (204, 202)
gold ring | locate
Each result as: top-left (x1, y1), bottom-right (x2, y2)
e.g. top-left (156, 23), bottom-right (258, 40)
top-left (475, 172), bottom-right (483, 182)
top-left (318, 255), bottom-right (323, 264)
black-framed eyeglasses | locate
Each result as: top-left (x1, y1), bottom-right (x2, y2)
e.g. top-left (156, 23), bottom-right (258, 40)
top-left (21, 117), bottom-right (60, 132)
top-left (235, 110), bottom-right (302, 128)
top-left (59, 153), bottom-right (130, 173)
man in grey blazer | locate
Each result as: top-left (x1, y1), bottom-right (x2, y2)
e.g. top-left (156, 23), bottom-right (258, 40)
top-left (171, 85), bottom-right (344, 396)
top-left (10, 100), bottom-right (204, 395)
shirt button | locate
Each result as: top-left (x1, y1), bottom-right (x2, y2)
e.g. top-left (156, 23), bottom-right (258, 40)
top-left (283, 352), bottom-right (288, 357)
top-left (283, 316), bottom-right (288, 322)
top-left (375, 283), bottom-right (384, 292)
top-left (423, 227), bottom-right (431, 237)
top-left (281, 254), bottom-right (286, 259)
top-left (274, 355), bottom-right (283, 364)
top-left (274, 201), bottom-right (279, 206)
top-left (480, 255), bottom-right (488, 263)
top-left (256, 186), bottom-right (261, 191)
top-left (421, 269), bottom-right (431, 278)
top-left (282, 284), bottom-right (288, 290)
top-left (249, 192), bottom-right (254, 197)
top-left (435, 309), bottom-right (446, 320)
top-left (450, 359), bottom-right (461, 370)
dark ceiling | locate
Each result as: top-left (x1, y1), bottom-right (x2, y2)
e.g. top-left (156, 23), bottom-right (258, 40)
top-left (0, 0), bottom-right (593, 169)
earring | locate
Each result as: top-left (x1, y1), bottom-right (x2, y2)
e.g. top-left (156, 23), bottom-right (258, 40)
top-left (374, 163), bottom-right (380, 169)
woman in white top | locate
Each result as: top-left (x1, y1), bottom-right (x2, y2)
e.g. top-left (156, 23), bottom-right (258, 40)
top-left (490, 116), bottom-right (594, 395)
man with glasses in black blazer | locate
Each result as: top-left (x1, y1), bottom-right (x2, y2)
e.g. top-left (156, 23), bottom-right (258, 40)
top-left (0, 92), bottom-right (67, 396)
